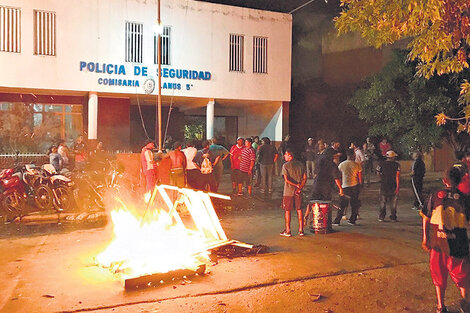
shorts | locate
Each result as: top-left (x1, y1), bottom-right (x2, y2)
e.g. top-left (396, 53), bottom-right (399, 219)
top-left (240, 171), bottom-right (252, 185)
top-left (282, 194), bottom-right (302, 212)
top-left (429, 249), bottom-right (470, 288)
top-left (231, 169), bottom-right (243, 184)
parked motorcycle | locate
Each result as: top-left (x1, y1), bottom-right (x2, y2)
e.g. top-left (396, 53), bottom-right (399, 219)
top-left (73, 161), bottom-right (122, 211)
top-left (41, 164), bottom-right (74, 212)
top-left (0, 168), bottom-right (25, 223)
top-left (20, 164), bottom-right (54, 211)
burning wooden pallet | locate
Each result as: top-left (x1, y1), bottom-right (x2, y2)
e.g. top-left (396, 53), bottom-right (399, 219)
top-left (96, 184), bottom-right (256, 289)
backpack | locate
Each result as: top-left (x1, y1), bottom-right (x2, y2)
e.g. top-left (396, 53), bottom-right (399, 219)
top-left (200, 153), bottom-right (213, 174)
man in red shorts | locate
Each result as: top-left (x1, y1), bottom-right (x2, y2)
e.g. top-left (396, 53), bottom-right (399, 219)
top-left (280, 148), bottom-right (307, 237)
top-left (421, 166), bottom-right (470, 313)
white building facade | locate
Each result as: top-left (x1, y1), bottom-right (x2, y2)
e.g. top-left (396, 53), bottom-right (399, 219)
top-left (0, 0), bottom-right (292, 150)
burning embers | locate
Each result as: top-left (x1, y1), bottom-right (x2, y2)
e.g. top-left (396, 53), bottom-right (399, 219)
top-left (95, 185), bottom-right (233, 289)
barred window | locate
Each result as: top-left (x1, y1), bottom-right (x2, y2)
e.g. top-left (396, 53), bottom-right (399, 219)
top-left (0, 6), bottom-right (21, 53)
top-left (125, 21), bottom-right (143, 63)
top-left (229, 34), bottom-right (244, 72)
top-left (253, 36), bottom-right (267, 74)
top-left (34, 10), bottom-right (55, 56)
top-left (154, 26), bottom-right (171, 65)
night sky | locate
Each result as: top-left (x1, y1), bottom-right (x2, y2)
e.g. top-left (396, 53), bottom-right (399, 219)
top-left (199, 0), bottom-right (368, 152)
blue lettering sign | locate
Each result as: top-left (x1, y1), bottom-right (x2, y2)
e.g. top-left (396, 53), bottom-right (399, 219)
top-left (106, 64), bottom-right (114, 74)
top-left (118, 65), bottom-right (126, 75)
top-left (87, 63), bottom-right (95, 72)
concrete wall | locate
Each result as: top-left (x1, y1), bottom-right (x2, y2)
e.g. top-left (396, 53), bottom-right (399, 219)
top-left (0, 0), bottom-right (291, 102)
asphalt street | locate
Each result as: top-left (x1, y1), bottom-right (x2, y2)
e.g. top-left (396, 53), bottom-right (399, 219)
top-left (0, 172), bottom-right (465, 313)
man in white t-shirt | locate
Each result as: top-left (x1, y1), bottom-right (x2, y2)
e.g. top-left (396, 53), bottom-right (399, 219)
top-left (333, 148), bottom-right (363, 226)
top-left (182, 139), bottom-right (199, 189)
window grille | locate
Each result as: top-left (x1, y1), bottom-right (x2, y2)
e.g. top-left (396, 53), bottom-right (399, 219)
top-left (34, 10), bottom-right (55, 56)
top-left (253, 36), bottom-right (267, 74)
top-left (229, 34), bottom-right (244, 72)
top-left (154, 26), bottom-right (170, 65)
top-left (125, 21), bottom-right (143, 63)
top-left (0, 6), bottom-right (21, 53)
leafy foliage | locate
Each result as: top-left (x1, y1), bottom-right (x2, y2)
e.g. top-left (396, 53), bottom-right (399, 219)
top-left (350, 50), bottom-right (470, 153)
top-left (184, 122), bottom-right (204, 140)
top-left (335, 0), bottom-right (470, 131)
top-left (0, 103), bottom-right (61, 153)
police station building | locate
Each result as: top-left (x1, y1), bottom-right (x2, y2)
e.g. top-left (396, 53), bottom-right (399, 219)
top-left (0, 0), bottom-right (292, 151)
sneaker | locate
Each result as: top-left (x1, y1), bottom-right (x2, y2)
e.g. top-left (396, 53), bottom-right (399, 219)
top-left (280, 230), bottom-right (292, 237)
top-left (411, 206), bottom-right (419, 210)
top-left (332, 223), bottom-right (340, 226)
top-left (378, 218), bottom-right (384, 222)
top-left (437, 306), bottom-right (448, 313)
top-left (459, 299), bottom-right (470, 313)
top-left (347, 221), bottom-right (356, 226)
top-left (299, 231), bottom-right (305, 236)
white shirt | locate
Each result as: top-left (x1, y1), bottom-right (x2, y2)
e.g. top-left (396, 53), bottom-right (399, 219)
top-left (183, 147), bottom-right (198, 170)
top-left (355, 148), bottom-right (366, 164)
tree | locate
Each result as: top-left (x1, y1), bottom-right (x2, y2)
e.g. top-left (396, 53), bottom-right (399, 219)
top-left (0, 103), bottom-right (61, 153)
top-left (349, 50), bottom-right (470, 155)
top-left (335, 0), bottom-right (470, 131)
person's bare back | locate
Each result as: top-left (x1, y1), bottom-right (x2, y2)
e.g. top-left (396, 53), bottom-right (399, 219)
top-left (169, 150), bottom-right (186, 169)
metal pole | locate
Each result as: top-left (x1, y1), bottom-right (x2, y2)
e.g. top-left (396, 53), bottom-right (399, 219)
top-left (157, 0), bottom-right (162, 150)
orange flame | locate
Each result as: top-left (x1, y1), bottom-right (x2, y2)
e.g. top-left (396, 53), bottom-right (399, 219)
top-left (95, 185), bottom-right (229, 281)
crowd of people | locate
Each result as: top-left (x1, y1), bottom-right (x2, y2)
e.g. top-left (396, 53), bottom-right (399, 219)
top-left (46, 134), bottom-right (470, 313)
top-left (47, 135), bottom-right (109, 175)
top-left (140, 136), bottom-right (281, 197)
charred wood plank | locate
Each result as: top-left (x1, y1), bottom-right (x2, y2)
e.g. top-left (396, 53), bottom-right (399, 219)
top-left (124, 264), bottom-right (206, 290)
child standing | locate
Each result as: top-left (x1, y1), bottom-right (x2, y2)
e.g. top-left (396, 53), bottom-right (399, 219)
top-left (421, 167), bottom-right (470, 313)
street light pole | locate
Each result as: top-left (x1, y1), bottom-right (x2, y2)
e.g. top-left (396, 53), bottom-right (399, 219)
top-left (156, 0), bottom-right (162, 150)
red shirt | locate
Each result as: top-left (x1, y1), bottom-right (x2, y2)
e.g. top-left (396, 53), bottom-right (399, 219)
top-left (240, 147), bottom-right (255, 173)
top-left (230, 144), bottom-right (243, 169)
top-left (379, 142), bottom-right (392, 156)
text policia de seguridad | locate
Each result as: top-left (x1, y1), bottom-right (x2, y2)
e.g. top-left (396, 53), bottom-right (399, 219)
top-left (79, 61), bottom-right (212, 90)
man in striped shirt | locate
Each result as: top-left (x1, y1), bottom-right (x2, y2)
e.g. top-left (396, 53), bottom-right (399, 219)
top-left (238, 138), bottom-right (256, 196)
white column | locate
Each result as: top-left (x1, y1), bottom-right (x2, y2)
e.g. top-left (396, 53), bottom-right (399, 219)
top-left (88, 92), bottom-right (98, 140)
top-left (206, 99), bottom-right (215, 139)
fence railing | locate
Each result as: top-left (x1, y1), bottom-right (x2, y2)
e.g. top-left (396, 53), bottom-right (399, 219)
top-left (0, 153), bottom-right (49, 169)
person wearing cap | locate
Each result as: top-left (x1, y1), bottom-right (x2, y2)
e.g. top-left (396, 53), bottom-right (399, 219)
top-left (305, 138), bottom-right (315, 179)
top-left (230, 137), bottom-right (245, 194)
top-left (376, 150), bottom-right (400, 222)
